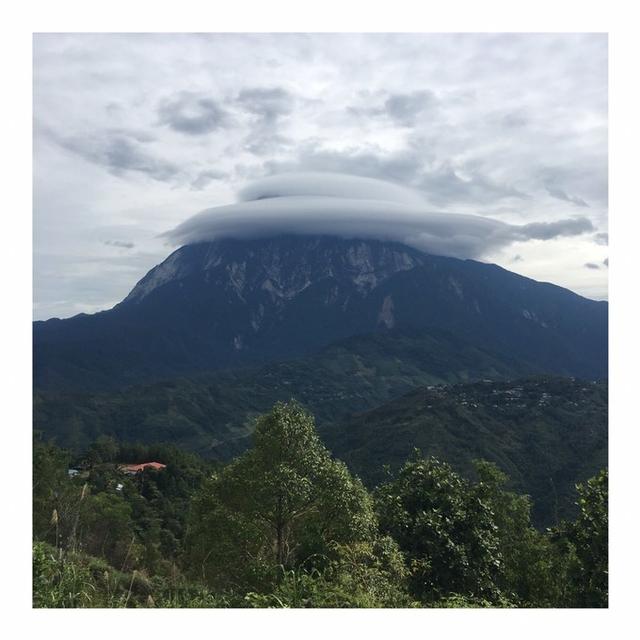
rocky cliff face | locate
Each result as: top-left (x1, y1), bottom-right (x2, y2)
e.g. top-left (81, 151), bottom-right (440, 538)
top-left (124, 236), bottom-right (424, 305)
top-left (34, 235), bottom-right (608, 391)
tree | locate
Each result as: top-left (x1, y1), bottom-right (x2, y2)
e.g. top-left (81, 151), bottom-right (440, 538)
top-left (471, 460), bottom-right (570, 606)
top-left (570, 469), bottom-right (608, 607)
top-left (375, 454), bottom-right (503, 604)
top-left (85, 435), bottom-right (120, 467)
top-left (184, 401), bottom-right (378, 592)
top-left (81, 492), bottom-right (138, 569)
top-left (33, 436), bottom-right (71, 542)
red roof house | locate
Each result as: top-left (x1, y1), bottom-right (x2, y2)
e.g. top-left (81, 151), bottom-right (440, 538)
top-left (119, 461), bottom-right (167, 475)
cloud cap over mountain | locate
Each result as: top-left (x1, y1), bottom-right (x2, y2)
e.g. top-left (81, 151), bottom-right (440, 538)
top-left (33, 33), bottom-right (608, 319)
top-left (165, 172), bottom-right (594, 260)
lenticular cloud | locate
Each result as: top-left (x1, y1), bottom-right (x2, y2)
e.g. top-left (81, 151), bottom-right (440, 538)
top-left (237, 172), bottom-right (427, 206)
top-left (164, 172), bottom-right (594, 259)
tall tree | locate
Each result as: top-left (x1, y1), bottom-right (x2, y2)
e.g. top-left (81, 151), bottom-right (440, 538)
top-left (185, 401), bottom-right (378, 591)
top-left (375, 454), bottom-right (503, 604)
top-left (471, 460), bottom-right (570, 606)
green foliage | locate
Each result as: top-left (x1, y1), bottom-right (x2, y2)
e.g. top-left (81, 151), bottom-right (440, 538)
top-left (33, 542), bottom-right (97, 608)
top-left (244, 538), bottom-right (413, 608)
top-left (86, 435), bottom-right (119, 465)
top-left (374, 456), bottom-right (607, 609)
top-left (375, 455), bottom-right (503, 604)
top-left (429, 593), bottom-right (517, 608)
top-left (314, 538), bottom-right (413, 607)
top-left (184, 401), bottom-right (378, 592)
top-left (568, 469), bottom-right (608, 607)
top-left (471, 460), bottom-right (571, 606)
top-left (81, 492), bottom-right (137, 568)
top-left (33, 403), bottom-right (608, 609)
top-left (33, 435), bottom-right (72, 543)
top-left (152, 588), bottom-right (232, 608)
top-left (32, 541), bottom-right (220, 608)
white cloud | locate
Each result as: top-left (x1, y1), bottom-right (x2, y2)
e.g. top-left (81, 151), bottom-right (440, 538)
top-left (237, 172), bottom-right (426, 205)
top-left (165, 172), bottom-right (594, 260)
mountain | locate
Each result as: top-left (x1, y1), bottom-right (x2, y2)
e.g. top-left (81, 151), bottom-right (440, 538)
top-left (320, 376), bottom-right (608, 527)
top-left (34, 235), bottom-right (608, 391)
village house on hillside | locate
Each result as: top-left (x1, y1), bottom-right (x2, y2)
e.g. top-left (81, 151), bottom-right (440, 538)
top-left (118, 462), bottom-right (167, 476)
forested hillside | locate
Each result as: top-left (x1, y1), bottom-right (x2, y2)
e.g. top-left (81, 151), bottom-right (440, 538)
top-left (34, 326), bottom-right (535, 456)
top-left (322, 376), bottom-right (608, 526)
top-left (35, 371), bottom-right (606, 527)
top-left (33, 402), bottom-right (607, 608)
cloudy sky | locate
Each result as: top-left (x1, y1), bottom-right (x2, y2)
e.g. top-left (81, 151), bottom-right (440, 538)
top-left (33, 33), bottom-right (608, 320)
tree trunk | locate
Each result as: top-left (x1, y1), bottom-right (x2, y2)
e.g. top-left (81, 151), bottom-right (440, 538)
top-left (275, 494), bottom-right (286, 566)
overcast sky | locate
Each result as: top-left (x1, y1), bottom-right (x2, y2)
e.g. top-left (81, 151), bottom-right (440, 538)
top-left (33, 33), bottom-right (608, 320)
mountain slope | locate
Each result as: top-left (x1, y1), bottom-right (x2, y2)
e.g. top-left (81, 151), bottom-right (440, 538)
top-left (320, 376), bottom-right (608, 527)
top-left (33, 326), bottom-right (535, 458)
top-left (34, 235), bottom-right (608, 391)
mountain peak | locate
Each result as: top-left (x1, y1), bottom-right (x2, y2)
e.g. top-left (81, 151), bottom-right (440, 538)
top-left (123, 235), bottom-right (426, 305)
